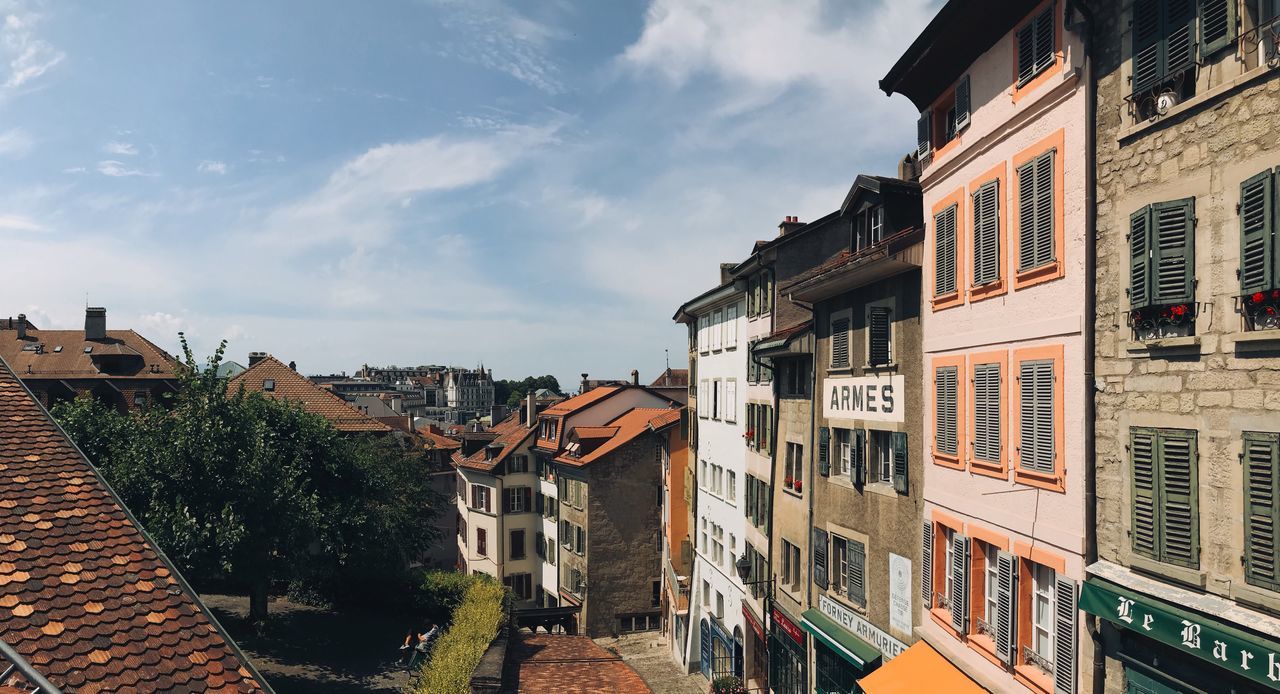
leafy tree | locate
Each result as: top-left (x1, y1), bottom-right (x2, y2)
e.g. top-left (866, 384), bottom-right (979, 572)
top-left (496, 375), bottom-right (562, 408)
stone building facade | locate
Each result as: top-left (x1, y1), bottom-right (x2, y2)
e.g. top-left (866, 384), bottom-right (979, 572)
top-left (1086, 1), bottom-right (1280, 692)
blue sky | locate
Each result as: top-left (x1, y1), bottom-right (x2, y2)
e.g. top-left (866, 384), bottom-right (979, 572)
top-left (3, 0), bottom-right (934, 388)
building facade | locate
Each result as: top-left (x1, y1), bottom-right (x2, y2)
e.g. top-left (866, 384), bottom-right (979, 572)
top-left (883, 1), bottom-right (1091, 691)
top-left (1084, 1), bottom-right (1280, 692)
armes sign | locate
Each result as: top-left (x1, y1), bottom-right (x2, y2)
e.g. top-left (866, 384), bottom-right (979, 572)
top-left (823, 375), bottom-right (905, 424)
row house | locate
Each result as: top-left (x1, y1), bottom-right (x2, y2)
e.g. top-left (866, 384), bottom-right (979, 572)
top-left (882, 0), bottom-right (1092, 692)
top-left (657, 400), bottom-right (694, 665)
top-left (1084, 1), bottom-right (1280, 692)
top-left (531, 384), bottom-right (681, 636)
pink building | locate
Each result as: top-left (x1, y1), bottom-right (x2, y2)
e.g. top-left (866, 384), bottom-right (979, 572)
top-left (881, 1), bottom-right (1092, 692)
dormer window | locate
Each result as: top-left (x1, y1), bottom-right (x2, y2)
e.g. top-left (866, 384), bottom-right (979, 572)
top-left (856, 206), bottom-right (886, 250)
top-left (263, 379), bottom-right (276, 392)
top-left (917, 75), bottom-right (970, 159)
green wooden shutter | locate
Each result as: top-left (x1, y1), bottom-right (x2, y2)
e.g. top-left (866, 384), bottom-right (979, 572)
top-left (917, 111), bottom-right (932, 158)
top-left (1158, 429), bottom-right (1199, 568)
top-left (1034, 151), bottom-right (1055, 267)
top-left (936, 366), bottom-right (958, 455)
top-left (935, 205), bottom-right (958, 296)
top-left (995, 550), bottom-right (1018, 665)
top-left (1132, 428), bottom-right (1159, 559)
top-left (892, 431), bottom-right (909, 494)
top-left (818, 426), bottom-right (830, 476)
top-left (1034, 6), bottom-right (1056, 73)
top-left (1199, 0), bottom-right (1237, 56)
top-left (1240, 169), bottom-right (1275, 293)
top-left (1019, 360), bottom-right (1055, 474)
top-left (1244, 432), bottom-right (1280, 590)
top-left (748, 275), bottom-right (758, 317)
top-left (1017, 158), bottom-right (1039, 271)
top-left (954, 74), bottom-right (971, 131)
top-left (852, 428), bottom-right (867, 487)
top-left (831, 316), bottom-right (851, 367)
top-left (921, 522), bottom-right (934, 609)
top-left (1152, 198), bottom-right (1195, 305)
top-left (1016, 17), bottom-right (1038, 86)
top-left (973, 180), bottom-right (1000, 286)
top-left (974, 363), bottom-right (1001, 463)
top-left (869, 307), bottom-right (891, 366)
top-left (1134, 0), bottom-right (1196, 93)
top-left (1129, 206), bottom-right (1153, 309)
top-left (813, 527), bottom-right (829, 590)
top-left (1017, 7), bottom-right (1056, 87)
top-left (1132, 0), bottom-right (1163, 92)
top-left (849, 540), bottom-right (867, 608)
top-left (950, 535), bottom-right (970, 633)
top-left (1165, 0), bottom-right (1197, 76)
top-left (1053, 577), bottom-right (1077, 694)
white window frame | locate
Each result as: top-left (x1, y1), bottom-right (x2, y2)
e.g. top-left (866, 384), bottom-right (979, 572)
top-left (1032, 562), bottom-right (1056, 665)
top-left (942, 526), bottom-right (956, 607)
top-left (984, 543), bottom-right (999, 627)
top-left (834, 428), bottom-right (852, 478)
top-left (865, 297), bottom-right (895, 367)
top-left (832, 535), bottom-right (848, 594)
top-left (725, 379), bottom-right (737, 423)
top-left (727, 470), bottom-right (737, 503)
top-left (711, 309), bottom-right (723, 351)
top-left (724, 304), bottom-right (738, 349)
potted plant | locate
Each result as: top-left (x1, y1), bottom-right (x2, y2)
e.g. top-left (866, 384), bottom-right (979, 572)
top-left (710, 675), bottom-right (747, 694)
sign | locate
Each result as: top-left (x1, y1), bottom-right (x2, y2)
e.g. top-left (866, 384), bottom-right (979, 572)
top-left (743, 604), bottom-right (765, 641)
top-left (823, 375), bottom-right (905, 423)
top-left (819, 595), bottom-right (908, 660)
top-left (772, 606), bottom-right (805, 646)
top-left (888, 553), bottom-right (912, 639)
top-left (1081, 579), bottom-right (1280, 689)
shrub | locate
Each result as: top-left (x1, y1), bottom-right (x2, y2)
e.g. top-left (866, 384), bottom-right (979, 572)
top-left (412, 570), bottom-right (480, 626)
top-left (412, 577), bottom-right (507, 694)
top-left (711, 675), bottom-right (747, 694)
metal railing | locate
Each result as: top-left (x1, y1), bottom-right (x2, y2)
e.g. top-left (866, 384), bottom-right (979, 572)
top-left (1022, 645), bottom-right (1054, 676)
top-left (0, 638), bottom-right (61, 694)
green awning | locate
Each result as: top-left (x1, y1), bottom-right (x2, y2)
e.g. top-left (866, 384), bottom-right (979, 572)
top-left (1081, 578), bottom-right (1280, 690)
top-left (801, 608), bottom-right (882, 670)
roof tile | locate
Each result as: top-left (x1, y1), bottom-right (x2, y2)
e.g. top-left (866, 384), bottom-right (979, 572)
top-left (229, 356), bottom-right (391, 433)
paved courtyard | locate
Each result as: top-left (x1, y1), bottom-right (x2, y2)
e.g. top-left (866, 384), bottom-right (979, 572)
top-left (595, 632), bottom-right (706, 694)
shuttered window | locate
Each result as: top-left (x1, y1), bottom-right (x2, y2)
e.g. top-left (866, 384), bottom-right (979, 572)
top-left (813, 527), bottom-right (829, 590)
top-left (868, 307), bottom-right (892, 366)
top-left (1240, 169), bottom-right (1279, 295)
top-left (891, 431), bottom-right (909, 495)
top-left (949, 534), bottom-right (970, 633)
top-left (972, 180), bottom-right (1000, 286)
top-left (935, 366), bottom-right (959, 456)
top-left (973, 363), bottom-right (1002, 464)
top-left (921, 522), bottom-right (934, 610)
top-left (830, 313), bottom-right (851, 368)
top-left (917, 110), bottom-right (932, 158)
top-left (1131, 427), bottom-right (1200, 569)
top-left (748, 275), bottom-right (759, 317)
top-left (1199, 0), bottom-right (1237, 56)
top-left (818, 426), bottom-right (831, 477)
top-left (935, 205), bottom-right (958, 296)
top-left (1244, 431), bottom-right (1280, 591)
top-left (1131, 0), bottom-right (1196, 94)
top-left (852, 428), bottom-right (866, 488)
top-left (1017, 150), bottom-right (1055, 272)
top-left (848, 539), bottom-right (867, 608)
top-left (1129, 198), bottom-right (1195, 310)
top-left (995, 551), bottom-right (1018, 665)
top-left (1018, 360), bottom-right (1055, 474)
top-left (1016, 5), bottom-right (1056, 87)
top-left (954, 74), bottom-right (971, 132)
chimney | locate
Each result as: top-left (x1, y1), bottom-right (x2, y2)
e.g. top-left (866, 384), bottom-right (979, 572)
top-left (898, 152), bottom-right (920, 182)
top-left (778, 215), bottom-right (804, 236)
top-left (84, 307), bottom-right (107, 341)
top-left (581, 373), bottom-right (590, 393)
top-left (719, 263), bottom-right (736, 284)
top-left (248, 351), bottom-right (268, 367)
top-left (16, 313), bottom-right (26, 340)
top-left (524, 391), bottom-right (537, 429)
top-left (288, 360), bottom-right (297, 371)
top-left (490, 404), bottom-right (505, 424)
top-left (631, 369), bottom-right (639, 385)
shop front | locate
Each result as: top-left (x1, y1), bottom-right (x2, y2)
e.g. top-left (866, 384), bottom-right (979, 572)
top-left (769, 606), bottom-right (808, 694)
top-left (744, 604), bottom-right (768, 689)
top-left (801, 596), bottom-right (906, 693)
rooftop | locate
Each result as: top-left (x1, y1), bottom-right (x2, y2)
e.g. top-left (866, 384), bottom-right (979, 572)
top-left (0, 328), bottom-right (179, 381)
top-left (502, 634), bottom-right (651, 693)
top-left (229, 356), bottom-right (392, 433)
top-left (554, 406), bottom-right (679, 468)
top-left (457, 412), bottom-right (536, 472)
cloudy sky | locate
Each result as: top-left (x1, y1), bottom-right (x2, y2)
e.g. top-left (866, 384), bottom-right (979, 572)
top-left (2, 0), bottom-right (934, 387)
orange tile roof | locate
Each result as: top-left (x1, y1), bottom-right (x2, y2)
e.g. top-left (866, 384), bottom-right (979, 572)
top-left (457, 413), bottom-right (535, 472)
top-left (0, 329), bottom-right (180, 380)
top-left (647, 408), bottom-right (682, 431)
top-left (504, 634), bottom-right (651, 693)
top-left (649, 368), bottom-right (689, 387)
top-left (229, 356), bottom-right (392, 433)
top-left (420, 430), bottom-right (462, 450)
top-left (0, 356), bottom-right (267, 693)
top-left (554, 407), bottom-right (679, 467)
top-left (541, 386), bottom-right (622, 415)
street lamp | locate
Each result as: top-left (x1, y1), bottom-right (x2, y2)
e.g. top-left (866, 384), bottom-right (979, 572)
top-left (735, 554), bottom-right (774, 598)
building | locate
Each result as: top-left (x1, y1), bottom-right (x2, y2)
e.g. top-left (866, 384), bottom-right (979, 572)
top-left (0, 355), bottom-right (268, 692)
top-left (1082, 2), bottom-right (1280, 692)
top-left (779, 174), bottom-right (926, 691)
top-left (356, 364), bottom-right (446, 382)
top-left (882, 1), bottom-right (1091, 691)
top-left (229, 354), bottom-right (394, 433)
top-left (532, 385), bottom-right (680, 637)
top-left (0, 308), bottom-right (180, 411)
top-left (675, 278), bottom-right (750, 682)
top-left (656, 404), bottom-right (694, 666)
top-left (445, 366), bottom-right (496, 413)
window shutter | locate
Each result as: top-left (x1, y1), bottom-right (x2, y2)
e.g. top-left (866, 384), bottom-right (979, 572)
top-left (1053, 577), bottom-right (1077, 694)
top-left (1033, 7), bottom-right (1056, 74)
top-left (1019, 360), bottom-right (1055, 474)
top-left (522, 487), bottom-right (532, 511)
top-left (1129, 206), bottom-right (1153, 309)
top-left (921, 522), bottom-right (934, 609)
top-left (974, 363), bottom-right (1001, 463)
top-left (972, 181), bottom-right (1000, 286)
top-left (892, 431), bottom-right (909, 494)
top-left (535, 493), bottom-right (544, 514)
top-left (502, 488), bottom-right (512, 512)
top-left (950, 535), bottom-right (970, 633)
top-left (853, 428), bottom-right (867, 487)
top-left (1199, 0), bottom-right (1236, 56)
top-left (1017, 159), bottom-right (1038, 271)
top-left (748, 276), bottom-right (758, 317)
top-left (849, 541), bottom-right (867, 608)
top-left (813, 528), bottom-right (829, 590)
top-left (954, 74), bottom-right (971, 132)
top-left (1016, 18), bottom-right (1037, 86)
top-left (1240, 170), bottom-right (1276, 293)
top-left (869, 307), bottom-right (891, 366)
top-left (995, 550), bottom-right (1018, 665)
top-left (819, 426), bottom-right (830, 476)
top-left (1159, 429), bottom-right (1199, 568)
top-left (935, 206), bottom-right (958, 296)
top-left (1152, 198), bottom-right (1195, 305)
top-left (1244, 432), bottom-right (1280, 590)
top-left (1131, 428), bottom-right (1159, 559)
top-left (936, 366), bottom-right (958, 455)
top-left (831, 316), bottom-right (851, 367)
top-left (917, 111), bottom-right (932, 158)
top-left (1035, 151), bottom-right (1055, 266)
top-left (1165, 0), bottom-right (1196, 77)
top-left (1132, 0), bottom-right (1163, 92)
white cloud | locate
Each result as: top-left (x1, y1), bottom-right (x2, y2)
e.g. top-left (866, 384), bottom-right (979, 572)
top-left (103, 140), bottom-right (138, 156)
top-left (197, 159), bottom-right (227, 175)
top-left (428, 0), bottom-right (566, 93)
top-left (0, 126), bottom-right (31, 157)
top-left (61, 165), bottom-right (85, 173)
top-left (1, 9), bottom-right (64, 90)
top-left (0, 212), bottom-right (41, 231)
top-left (96, 160), bottom-right (154, 177)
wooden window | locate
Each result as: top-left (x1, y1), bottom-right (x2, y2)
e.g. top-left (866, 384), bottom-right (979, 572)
top-left (1244, 431), bottom-right (1280, 591)
top-left (973, 363), bottom-right (1003, 466)
top-left (949, 532), bottom-right (970, 634)
top-left (935, 204), bottom-right (959, 296)
top-left (1128, 198), bottom-right (1195, 311)
top-left (725, 304), bottom-right (738, 349)
top-left (1017, 150), bottom-right (1055, 272)
top-left (813, 528), bottom-right (829, 590)
top-left (935, 365), bottom-right (959, 457)
top-left (818, 426), bottom-right (831, 477)
top-left (891, 431), bottom-right (909, 495)
top-left (832, 536), bottom-right (848, 594)
top-left (1016, 5), bottom-right (1056, 87)
top-left (830, 310), bottom-right (851, 368)
top-left (725, 380), bottom-right (737, 423)
top-left (1200, 0), bottom-right (1237, 56)
top-left (1017, 360), bottom-right (1055, 475)
top-left (510, 529), bottom-right (525, 560)
top-left (954, 74), bottom-right (971, 132)
top-left (917, 110), bottom-right (932, 158)
top-left (847, 538), bottom-right (867, 608)
top-left (477, 528), bottom-right (487, 557)
top-left (1131, 0), bottom-right (1197, 95)
top-left (868, 306), bottom-right (892, 366)
top-left (1130, 427), bottom-right (1199, 569)
top-left (1240, 168), bottom-right (1280, 298)
top-left (972, 180), bottom-right (1001, 286)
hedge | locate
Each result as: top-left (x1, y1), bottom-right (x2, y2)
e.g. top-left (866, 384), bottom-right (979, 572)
top-left (411, 576), bottom-right (507, 694)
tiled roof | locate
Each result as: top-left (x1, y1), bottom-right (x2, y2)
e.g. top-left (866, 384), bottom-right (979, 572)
top-left (541, 387), bottom-right (621, 415)
top-left (420, 430), bottom-right (462, 451)
top-left (0, 356), bottom-right (267, 693)
top-left (648, 368), bottom-right (689, 388)
top-left (0, 329), bottom-right (180, 380)
top-left (457, 413), bottom-right (535, 472)
top-left (554, 407), bottom-right (678, 468)
top-left (228, 357), bottom-right (391, 433)
top-left (647, 409), bottom-right (681, 431)
top-left (503, 634), bottom-right (651, 693)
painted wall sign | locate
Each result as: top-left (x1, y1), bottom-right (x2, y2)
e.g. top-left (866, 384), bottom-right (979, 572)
top-left (819, 596), bottom-right (908, 660)
top-left (772, 606), bottom-right (805, 646)
top-left (743, 604), bottom-right (765, 641)
top-left (888, 553), bottom-right (912, 639)
top-left (822, 375), bottom-right (905, 423)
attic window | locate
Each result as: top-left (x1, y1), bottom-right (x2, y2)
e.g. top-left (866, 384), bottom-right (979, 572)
top-left (83, 347), bottom-right (92, 354)
top-left (263, 379), bottom-right (276, 392)
top-left (53, 346), bottom-right (62, 353)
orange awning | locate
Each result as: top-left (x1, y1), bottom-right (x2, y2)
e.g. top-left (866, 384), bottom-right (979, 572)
top-left (857, 641), bottom-right (987, 694)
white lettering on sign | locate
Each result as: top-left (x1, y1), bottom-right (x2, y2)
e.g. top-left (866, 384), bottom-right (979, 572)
top-left (1117, 597), bottom-right (1134, 624)
top-left (823, 375), bottom-right (905, 423)
top-left (819, 595), bottom-right (907, 661)
top-left (1181, 620), bottom-right (1201, 649)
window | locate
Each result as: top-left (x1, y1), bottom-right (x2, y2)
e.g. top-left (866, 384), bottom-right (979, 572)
top-left (832, 536), bottom-right (848, 594)
top-left (941, 526), bottom-right (956, 612)
top-left (1244, 432), bottom-right (1280, 591)
top-left (547, 536), bottom-right (556, 565)
top-left (510, 529), bottom-right (525, 560)
top-left (535, 532), bottom-right (545, 558)
top-left (725, 304), bottom-right (738, 348)
top-left (868, 305), bottom-right (892, 366)
top-left (472, 485), bottom-right (492, 513)
top-left (813, 527), bottom-right (828, 589)
top-left (712, 380), bottom-right (721, 420)
top-left (508, 455), bottom-right (529, 473)
top-left (699, 381), bottom-right (709, 419)
top-left (748, 275), bottom-right (759, 317)
top-left (833, 428), bottom-right (852, 478)
top-left (781, 539), bottom-right (801, 589)
top-left (701, 517), bottom-right (708, 554)
top-left (982, 542), bottom-right (1000, 636)
top-left (727, 470), bottom-right (736, 503)
top-left (935, 204), bottom-right (958, 296)
top-left (725, 380), bottom-right (737, 423)
top-left (1128, 199), bottom-right (1195, 338)
top-left (716, 591), bottom-right (725, 620)
top-left (262, 378), bottom-right (275, 392)
top-left (972, 180), bottom-right (1000, 286)
top-left (830, 310), bottom-right (851, 368)
top-left (540, 418), bottom-right (558, 441)
top-left (1029, 563), bottom-right (1056, 674)
top-left (1017, 360), bottom-right (1054, 475)
top-left (477, 528), bottom-right (488, 557)
top-left (711, 309), bottom-right (723, 351)
top-left (1017, 150), bottom-right (1055, 273)
top-left (1240, 169), bottom-right (1280, 330)
top-left (1016, 5), bottom-right (1056, 88)
top-left (782, 360), bottom-right (810, 398)
top-left (505, 486), bottom-right (532, 513)
top-left (504, 573), bottom-right (532, 600)
top-left (785, 442), bottom-right (804, 493)
top-left (1130, 427), bottom-right (1199, 568)
top-left (870, 206), bottom-right (884, 244)
top-left (703, 579), bottom-right (711, 607)
top-left (699, 315), bottom-right (711, 355)
top-left (973, 362), bottom-right (1003, 468)
top-left (761, 271), bottom-right (773, 314)
top-left (1130, 0), bottom-right (1197, 106)
top-left (562, 520), bottom-right (573, 549)
top-left (935, 365), bottom-right (959, 457)
top-left (575, 525), bottom-right (586, 555)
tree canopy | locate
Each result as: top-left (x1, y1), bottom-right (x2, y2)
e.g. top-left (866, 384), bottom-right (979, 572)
top-left (494, 375), bottom-right (561, 408)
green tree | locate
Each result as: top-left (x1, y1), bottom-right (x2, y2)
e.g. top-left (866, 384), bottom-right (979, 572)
top-left (497, 375), bottom-right (562, 408)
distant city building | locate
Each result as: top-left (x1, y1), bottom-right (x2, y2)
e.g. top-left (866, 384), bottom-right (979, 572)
top-left (445, 366), bottom-right (495, 412)
top-left (230, 353), bottom-right (393, 433)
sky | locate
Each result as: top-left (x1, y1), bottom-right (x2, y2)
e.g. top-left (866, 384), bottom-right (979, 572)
top-left (1, 0), bottom-right (936, 389)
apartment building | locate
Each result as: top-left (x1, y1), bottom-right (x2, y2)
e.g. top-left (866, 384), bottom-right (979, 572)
top-left (779, 174), bottom-right (927, 691)
top-left (1082, 2), bottom-right (1280, 692)
top-left (882, 1), bottom-right (1091, 692)
top-left (657, 403), bottom-right (694, 664)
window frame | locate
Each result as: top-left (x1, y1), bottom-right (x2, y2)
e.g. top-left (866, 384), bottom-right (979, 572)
top-left (931, 189), bottom-right (967, 310)
top-left (969, 162), bottom-right (1009, 302)
top-left (866, 298), bottom-right (895, 368)
top-left (969, 350), bottom-right (1009, 479)
top-left (1011, 345), bottom-right (1065, 492)
top-left (829, 308), bottom-right (853, 370)
top-left (932, 355), bottom-right (966, 469)
top-left (1011, 131), bottom-right (1066, 289)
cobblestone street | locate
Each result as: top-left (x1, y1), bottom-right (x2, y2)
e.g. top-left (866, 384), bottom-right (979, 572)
top-left (595, 633), bottom-right (706, 694)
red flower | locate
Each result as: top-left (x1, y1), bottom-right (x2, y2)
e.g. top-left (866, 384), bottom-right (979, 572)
top-left (1253, 292), bottom-right (1266, 304)
top-left (1273, 290), bottom-right (1280, 299)
top-left (1171, 304), bottom-right (1187, 316)
top-left (794, 479), bottom-right (802, 492)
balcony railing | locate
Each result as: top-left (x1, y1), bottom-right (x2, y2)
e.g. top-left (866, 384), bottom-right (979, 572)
top-left (1, 637), bottom-right (61, 693)
top-left (1022, 645), bottom-right (1054, 677)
